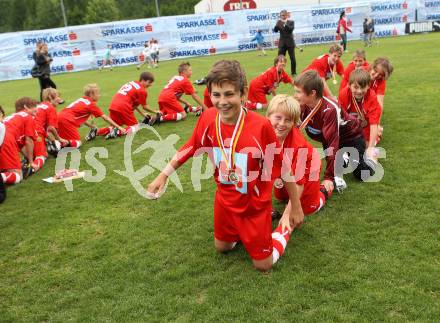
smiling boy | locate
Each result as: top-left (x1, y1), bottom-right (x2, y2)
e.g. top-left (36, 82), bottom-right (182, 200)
top-left (294, 70), bottom-right (375, 194)
top-left (244, 55), bottom-right (294, 110)
top-left (303, 44), bottom-right (344, 100)
top-left (338, 69), bottom-right (382, 158)
top-left (147, 60), bottom-right (304, 271)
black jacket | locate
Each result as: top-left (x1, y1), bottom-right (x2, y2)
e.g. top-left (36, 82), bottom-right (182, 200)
top-left (33, 51), bottom-right (52, 77)
top-left (273, 19), bottom-right (295, 47)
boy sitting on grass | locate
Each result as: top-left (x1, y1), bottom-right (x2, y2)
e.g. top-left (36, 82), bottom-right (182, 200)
top-left (338, 69), bottom-right (382, 160)
top-left (147, 60), bottom-right (304, 272)
top-left (57, 84), bottom-right (125, 148)
top-left (267, 94), bottom-right (327, 216)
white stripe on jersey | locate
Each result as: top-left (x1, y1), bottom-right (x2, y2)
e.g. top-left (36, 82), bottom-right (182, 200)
top-left (323, 96), bottom-right (346, 136)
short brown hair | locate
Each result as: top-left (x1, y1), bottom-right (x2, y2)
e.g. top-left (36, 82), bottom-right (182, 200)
top-left (348, 69), bottom-right (371, 88)
top-left (372, 57), bottom-right (393, 80)
top-left (178, 62), bottom-right (191, 74)
top-left (0, 106), bottom-right (5, 118)
top-left (353, 49), bottom-right (366, 60)
top-left (42, 88), bottom-right (60, 102)
top-left (294, 70), bottom-right (324, 98)
top-left (206, 60), bottom-right (247, 96)
top-left (83, 84), bottom-right (100, 97)
top-left (273, 55), bottom-right (287, 66)
top-left (15, 97), bottom-right (37, 112)
top-left (329, 44), bottom-right (343, 55)
top-left (139, 71), bottom-right (154, 82)
top-left (267, 94), bottom-right (301, 125)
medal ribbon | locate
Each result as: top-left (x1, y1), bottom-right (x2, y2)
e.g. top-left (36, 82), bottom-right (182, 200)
top-left (351, 94), bottom-right (367, 125)
top-left (215, 107), bottom-right (245, 171)
top-left (299, 99), bottom-right (322, 130)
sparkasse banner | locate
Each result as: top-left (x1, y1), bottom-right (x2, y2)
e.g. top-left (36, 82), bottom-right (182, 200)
top-left (0, 0), bottom-right (426, 82)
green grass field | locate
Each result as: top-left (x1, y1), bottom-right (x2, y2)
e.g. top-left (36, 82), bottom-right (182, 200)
top-left (1, 33), bottom-right (440, 321)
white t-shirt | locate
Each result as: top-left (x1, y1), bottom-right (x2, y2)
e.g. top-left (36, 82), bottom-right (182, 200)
top-left (142, 46), bottom-right (152, 57)
top-left (151, 43), bottom-right (159, 53)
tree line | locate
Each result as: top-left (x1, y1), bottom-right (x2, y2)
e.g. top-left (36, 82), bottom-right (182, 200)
top-left (0, 0), bottom-right (200, 33)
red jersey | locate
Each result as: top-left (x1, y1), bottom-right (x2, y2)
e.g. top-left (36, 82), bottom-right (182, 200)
top-left (340, 61), bottom-right (370, 90)
top-left (359, 65), bottom-right (387, 96)
top-left (203, 87), bottom-right (213, 108)
top-left (300, 97), bottom-right (362, 181)
top-left (304, 54), bottom-right (344, 80)
top-left (59, 96), bottom-right (104, 127)
top-left (3, 111), bottom-right (37, 144)
top-left (251, 66), bottom-right (292, 95)
top-left (158, 75), bottom-right (195, 103)
top-left (338, 86), bottom-right (382, 141)
top-left (337, 18), bottom-right (352, 34)
top-left (110, 81), bottom-right (147, 115)
top-left (177, 108), bottom-right (282, 214)
top-left (370, 78), bottom-right (386, 96)
top-left (282, 127), bottom-right (321, 185)
top-left (34, 102), bottom-right (58, 136)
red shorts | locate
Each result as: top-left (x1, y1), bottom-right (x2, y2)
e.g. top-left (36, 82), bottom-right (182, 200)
top-left (274, 179), bottom-right (324, 215)
top-left (0, 132), bottom-right (21, 170)
top-left (58, 117), bottom-right (81, 141)
top-left (33, 134), bottom-right (48, 158)
top-left (214, 193), bottom-right (273, 260)
top-left (247, 80), bottom-right (268, 104)
top-left (159, 99), bottom-right (184, 115)
top-left (109, 109), bottom-right (137, 127)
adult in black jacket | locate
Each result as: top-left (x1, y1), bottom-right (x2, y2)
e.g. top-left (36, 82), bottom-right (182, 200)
top-left (33, 42), bottom-right (58, 101)
top-left (273, 10), bottom-right (297, 75)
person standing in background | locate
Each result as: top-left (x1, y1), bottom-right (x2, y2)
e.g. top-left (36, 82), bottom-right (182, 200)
top-left (251, 29), bottom-right (266, 56)
top-left (364, 18), bottom-right (375, 47)
top-left (33, 42), bottom-right (61, 102)
top-left (337, 11), bottom-right (352, 52)
top-left (150, 39), bottom-right (160, 68)
top-left (273, 10), bottom-right (297, 76)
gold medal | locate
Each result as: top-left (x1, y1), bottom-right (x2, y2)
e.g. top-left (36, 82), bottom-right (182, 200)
top-left (351, 94), bottom-right (367, 128)
top-left (228, 170), bottom-right (239, 184)
top-left (215, 108), bottom-right (245, 184)
top-left (360, 119), bottom-right (368, 128)
top-left (274, 178), bottom-right (284, 189)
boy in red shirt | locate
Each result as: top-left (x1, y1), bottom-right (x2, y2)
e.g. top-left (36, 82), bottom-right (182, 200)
top-left (368, 57), bottom-right (393, 109)
top-left (2, 97), bottom-right (38, 181)
top-left (1, 120), bottom-right (22, 186)
top-left (244, 55), bottom-right (294, 110)
top-left (147, 60), bottom-right (304, 271)
top-left (303, 44), bottom-right (344, 100)
top-left (32, 88), bottom-right (67, 171)
top-left (339, 49), bottom-right (369, 90)
top-left (267, 95), bottom-right (326, 215)
top-left (338, 69), bottom-right (382, 157)
top-left (366, 57), bottom-right (393, 141)
top-left (294, 70), bottom-right (375, 194)
top-left (57, 84), bottom-right (126, 148)
top-left (0, 120), bottom-right (7, 201)
top-left (156, 62), bottom-right (207, 123)
top-left (94, 72), bottom-right (158, 139)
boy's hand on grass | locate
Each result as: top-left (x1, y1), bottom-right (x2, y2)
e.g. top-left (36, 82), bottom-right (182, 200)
top-left (279, 212), bottom-right (292, 234)
top-left (146, 175), bottom-right (167, 200)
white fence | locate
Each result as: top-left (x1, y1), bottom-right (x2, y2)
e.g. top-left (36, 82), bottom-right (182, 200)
top-left (0, 0), bottom-right (436, 82)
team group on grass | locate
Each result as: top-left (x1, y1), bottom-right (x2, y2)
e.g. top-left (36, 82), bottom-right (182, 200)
top-left (0, 42), bottom-right (393, 271)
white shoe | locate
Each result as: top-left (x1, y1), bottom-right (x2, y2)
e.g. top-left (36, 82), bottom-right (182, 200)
top-left (334, 176), bottom-right (347, 193)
